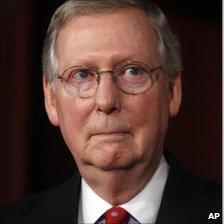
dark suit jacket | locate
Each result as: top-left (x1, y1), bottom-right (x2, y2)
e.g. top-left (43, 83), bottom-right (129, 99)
top-left (1, 153), bottom-right (221, 224)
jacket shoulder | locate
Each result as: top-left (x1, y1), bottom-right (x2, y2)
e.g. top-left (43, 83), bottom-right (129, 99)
top-left (157, 152), bottom-right (222, 223)
top-left (1, 189), bottom-right (50, 222)
top-left (202, 179), bottom-right (221, 212)
top-left (169, 153), bottom-right (221, 210)
top-left (1, 176), bottom-right (79, 223)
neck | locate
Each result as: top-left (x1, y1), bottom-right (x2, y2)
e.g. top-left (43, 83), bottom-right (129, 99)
top-left (78, 154), bottom-right (162, 205)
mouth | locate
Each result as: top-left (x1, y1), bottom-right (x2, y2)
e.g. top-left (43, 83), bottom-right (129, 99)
top-left (91, 131), bottom-right (131, 140)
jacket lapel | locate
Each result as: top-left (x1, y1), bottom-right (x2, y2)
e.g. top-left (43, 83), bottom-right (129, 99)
top-left (156, 154), bottom-right (212, 223)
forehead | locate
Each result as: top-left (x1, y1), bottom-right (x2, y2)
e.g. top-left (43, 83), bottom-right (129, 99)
top-left (56, 7), bottom-right (158, 68)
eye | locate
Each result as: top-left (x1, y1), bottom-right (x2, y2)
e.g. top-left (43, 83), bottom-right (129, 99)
top-left (66, 67), bottom-right (96, 85)
top-left (116, 63), bottom-right (149, 86)
top-left (73, 69), bottom-right (92, 79)
top-left (124, 66), bottom-right (145, 76)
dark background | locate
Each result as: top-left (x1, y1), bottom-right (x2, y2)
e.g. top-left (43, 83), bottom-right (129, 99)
top-left (1, 0), bottom-right (222, 206)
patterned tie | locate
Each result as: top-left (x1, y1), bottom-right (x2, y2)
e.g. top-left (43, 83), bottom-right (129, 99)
top-left (104, 207), bottom-right (129, 224)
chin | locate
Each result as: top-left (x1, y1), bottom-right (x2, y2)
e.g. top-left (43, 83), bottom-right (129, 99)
top-left (81, 149), bottom-right (139, 171)
top-left (91, 160), bottom-right (138, 171)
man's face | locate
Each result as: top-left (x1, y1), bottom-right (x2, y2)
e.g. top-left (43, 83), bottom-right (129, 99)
top-left (44, 8), bottom-right (181, 172)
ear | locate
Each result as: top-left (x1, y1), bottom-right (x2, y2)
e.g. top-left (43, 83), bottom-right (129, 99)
top-left (43, 77), bottom-right (59, 126)
top-left (169, 74), bottom-right (182, 117)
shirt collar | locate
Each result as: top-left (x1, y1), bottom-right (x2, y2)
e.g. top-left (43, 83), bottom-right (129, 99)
top-left (78, 156), bottom-right (169, 224)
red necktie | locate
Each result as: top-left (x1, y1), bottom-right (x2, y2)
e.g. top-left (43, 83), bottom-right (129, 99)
top-left (105, 207), bottom-right (129, 224)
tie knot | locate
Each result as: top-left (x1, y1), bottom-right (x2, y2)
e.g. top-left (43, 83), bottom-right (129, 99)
top-left (105, 207), bottom-right (129, 224)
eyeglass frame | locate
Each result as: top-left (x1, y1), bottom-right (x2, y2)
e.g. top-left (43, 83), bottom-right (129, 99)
top-left (57, 60), bottom-right (162, 97)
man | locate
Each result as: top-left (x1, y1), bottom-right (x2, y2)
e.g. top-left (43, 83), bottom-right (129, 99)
top-left (1, 0), bottom-right (221, 223)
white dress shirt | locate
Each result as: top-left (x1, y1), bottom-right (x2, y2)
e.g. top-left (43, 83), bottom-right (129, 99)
top-left (78, 156), bottom-right (169, 224)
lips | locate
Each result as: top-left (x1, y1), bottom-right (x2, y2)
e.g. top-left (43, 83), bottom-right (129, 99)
top-left (90, 129), bottom-right (132, 139)
top-left (90, 132), bottom-right (130, 142)
top-left (89, 119), bottom-right (132, 139)
top-left (93, 131), bottom-right (129, 135)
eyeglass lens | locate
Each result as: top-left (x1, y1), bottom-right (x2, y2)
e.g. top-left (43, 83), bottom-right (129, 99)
top-left (59, 61), bottom-right (160, 97)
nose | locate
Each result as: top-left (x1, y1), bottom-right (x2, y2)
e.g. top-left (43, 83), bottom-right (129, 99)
top-left (95, 72), bottom-right (121, 114)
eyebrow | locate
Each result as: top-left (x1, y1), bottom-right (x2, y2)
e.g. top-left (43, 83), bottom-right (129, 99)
top-left (63, 54), bottom-right (155, 70)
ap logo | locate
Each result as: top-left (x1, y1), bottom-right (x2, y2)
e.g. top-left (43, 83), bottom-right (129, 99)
top-left (208, 212), bottom-right (220, 220)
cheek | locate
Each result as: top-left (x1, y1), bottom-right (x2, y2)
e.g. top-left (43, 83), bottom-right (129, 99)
top-left (132, 90), bottom-right (169, 127)
top-left (55, 93), bottom-right (93, 154)
top-left (130, 88), bottom-right (170, 154)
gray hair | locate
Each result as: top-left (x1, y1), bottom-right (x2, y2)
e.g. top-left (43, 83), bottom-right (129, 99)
top-left (42, 0), bottom-right (182, 83)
